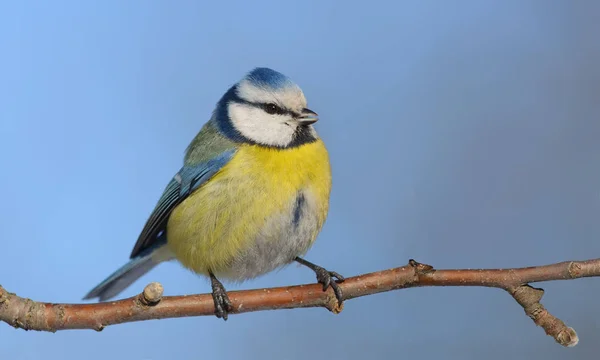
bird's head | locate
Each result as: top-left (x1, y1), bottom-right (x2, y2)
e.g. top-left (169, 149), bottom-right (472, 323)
top-left (214, 67), bottom-right (319, 149)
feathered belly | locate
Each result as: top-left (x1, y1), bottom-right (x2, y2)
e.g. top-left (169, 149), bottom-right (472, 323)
top-left (165, 141), bottom-right (331, 280)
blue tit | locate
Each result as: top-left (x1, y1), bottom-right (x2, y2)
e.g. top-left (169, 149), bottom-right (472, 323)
top-left (84, 67), bottom-right (344, 319)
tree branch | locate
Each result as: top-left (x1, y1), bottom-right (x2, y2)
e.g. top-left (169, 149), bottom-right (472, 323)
top-left (2, 258), bottom-right (599, 347)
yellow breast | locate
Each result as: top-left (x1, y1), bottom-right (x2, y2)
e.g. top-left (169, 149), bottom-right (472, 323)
top-left (166, 139), bottom-right (332, 277)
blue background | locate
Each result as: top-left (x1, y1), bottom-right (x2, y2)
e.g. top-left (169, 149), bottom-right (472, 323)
top-left (1, 1), bottom-right (599, 359)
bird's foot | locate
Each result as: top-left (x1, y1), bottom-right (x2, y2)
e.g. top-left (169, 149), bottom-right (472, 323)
top-left (295, 257), bottom-right (345, 304)
top-left (210, 273), bottom-right (232, 320)
top-left (315, 267), bottom-right (345, 304)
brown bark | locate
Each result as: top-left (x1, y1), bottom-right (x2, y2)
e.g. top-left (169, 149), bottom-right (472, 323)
top-left (2, 258), bottom-right (598, 347)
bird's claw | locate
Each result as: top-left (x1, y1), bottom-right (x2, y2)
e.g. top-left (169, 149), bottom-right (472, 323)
top-left (294, 257), bottom-right (345, 305)
top-left (210, 275), bottom-right (232, 320)
top-left (314, 266), bottom-right (345, 304)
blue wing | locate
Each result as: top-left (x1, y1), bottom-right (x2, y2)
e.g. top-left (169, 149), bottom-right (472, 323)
top-left (129, 149), bottom-right (236, 258)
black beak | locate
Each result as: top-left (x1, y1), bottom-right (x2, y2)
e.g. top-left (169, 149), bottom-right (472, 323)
top-left (297, 108), bottom-right (319, 125)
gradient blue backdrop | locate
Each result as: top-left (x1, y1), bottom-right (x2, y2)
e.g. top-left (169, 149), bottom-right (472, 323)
top-left (1, 1), bottom-right (599, 359)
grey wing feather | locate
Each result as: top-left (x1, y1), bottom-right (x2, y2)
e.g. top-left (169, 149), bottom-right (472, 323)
top-left (129, 178), bottom-right (182, 258)
top-left (129, 149), bottom-right (236, 259)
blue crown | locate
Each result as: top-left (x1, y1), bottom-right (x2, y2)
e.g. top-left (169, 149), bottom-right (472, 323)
top-left (245, 67), bottom-right (295, 90)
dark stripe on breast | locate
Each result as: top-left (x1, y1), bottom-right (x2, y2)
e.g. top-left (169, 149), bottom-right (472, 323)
top-left (292, 192), bottom-right (306, 229)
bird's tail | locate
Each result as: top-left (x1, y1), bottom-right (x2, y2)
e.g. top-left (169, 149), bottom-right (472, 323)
top-left (83, 242), bottom-right (173, 302)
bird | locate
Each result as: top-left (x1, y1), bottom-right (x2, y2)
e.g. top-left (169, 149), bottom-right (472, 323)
top-left (84, 67), bottom-right (344, 319)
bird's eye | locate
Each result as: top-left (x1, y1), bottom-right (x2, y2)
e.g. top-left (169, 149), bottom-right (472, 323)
top-left (264, 103), bottom-right (281, 115)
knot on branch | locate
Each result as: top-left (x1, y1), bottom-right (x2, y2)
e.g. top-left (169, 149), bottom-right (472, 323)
top-left (408, 259), bottom-right (435, 277)
top-left (0, 286), bottom-right (49, 332)
top-left (567, 261), bottom-right (583, 278)
top-left (139, 282), bottom-right (164, 306)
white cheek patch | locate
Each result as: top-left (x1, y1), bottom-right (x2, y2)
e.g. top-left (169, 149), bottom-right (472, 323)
top-left (228, 102), bottom-right (296, 147)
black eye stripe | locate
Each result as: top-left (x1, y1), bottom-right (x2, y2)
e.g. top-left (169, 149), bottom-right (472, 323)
top-left (236, 99), bottom-right (295, 116)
